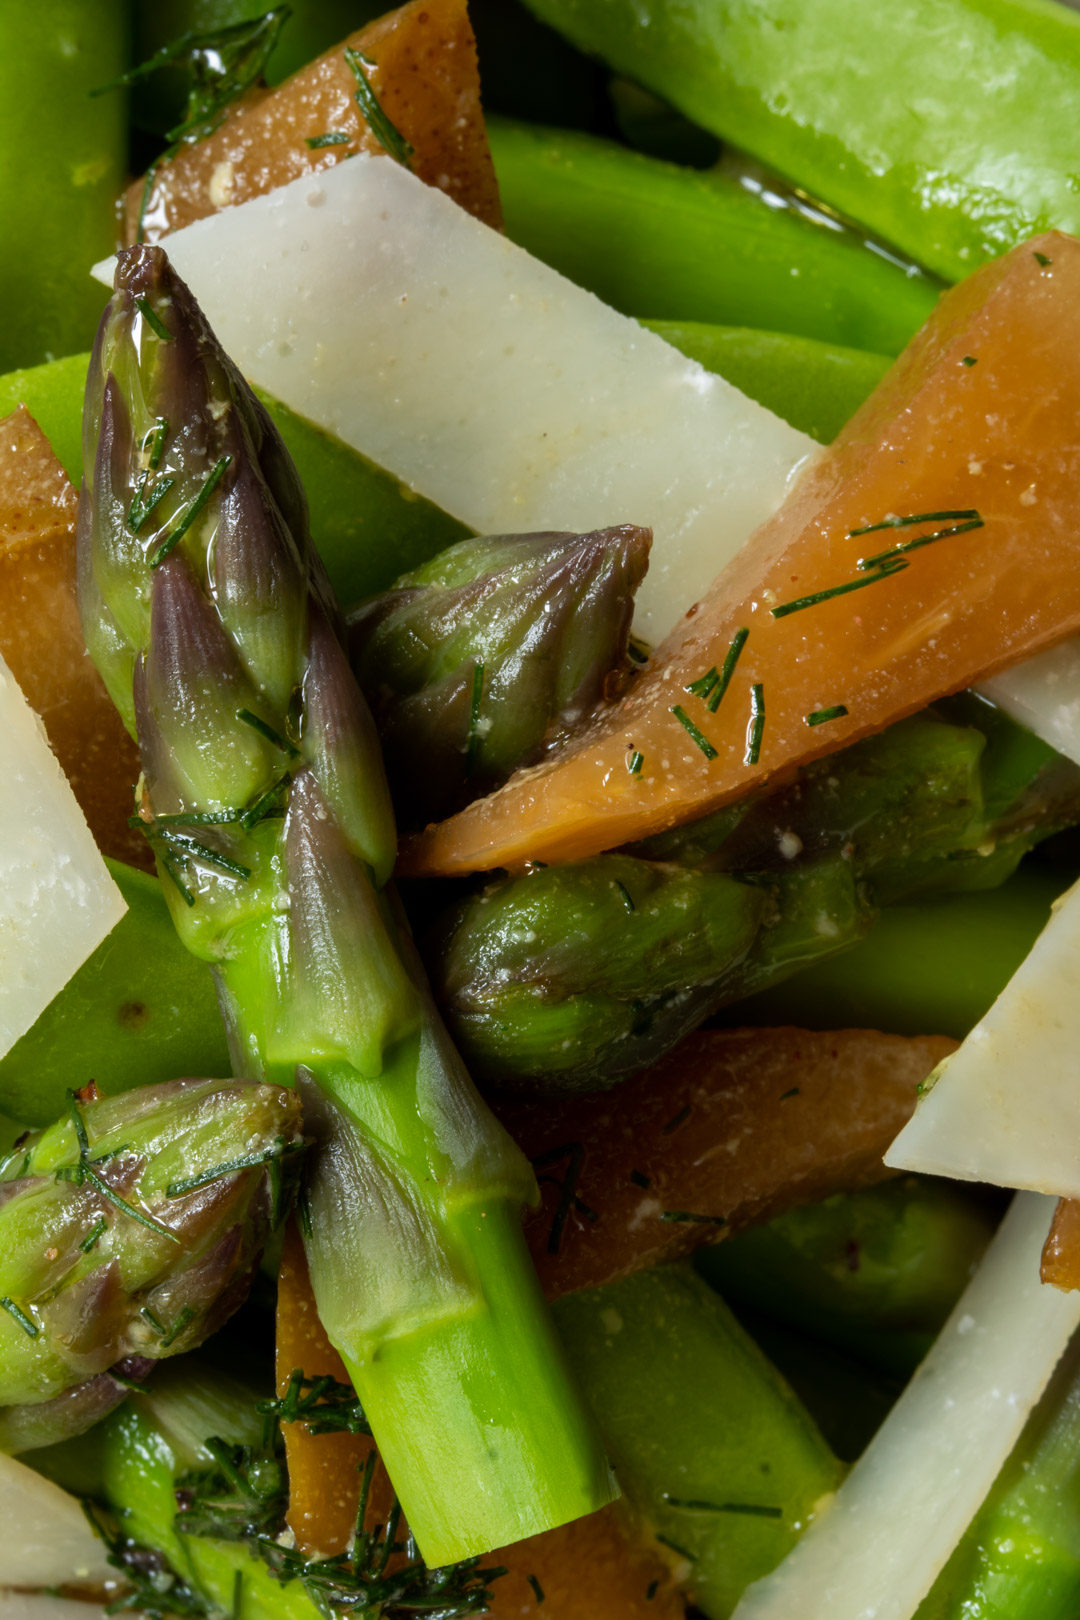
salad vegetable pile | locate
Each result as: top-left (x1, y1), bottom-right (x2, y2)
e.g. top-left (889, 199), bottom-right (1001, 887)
top-left (6, 2), bottom-right (1080, 1619)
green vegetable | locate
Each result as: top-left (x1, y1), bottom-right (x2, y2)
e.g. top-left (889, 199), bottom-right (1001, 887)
top-left (432, 708), bottom-right (1080, 1092)
top-left (0, 862), bottom-right (228, 1129)
top-left (0, 1078), bottom-right (302, 1450)
top-left (520, 0), bottom-right (1080, 283)
top-left (554, 1263), bottom-right (843, 1618)
top-left (698, 1179), bottom-right (997, 1378)
top-left (489, 116), bottom-right (941, 353)
top-left (0, 4), bottom-right (127, 370)
top-left (349, 525), bottom-right (650, 825)
top-left (918, 1334), bottom-right (1080, 1618)
top-left (78, 243), bottom-right (614, 1563)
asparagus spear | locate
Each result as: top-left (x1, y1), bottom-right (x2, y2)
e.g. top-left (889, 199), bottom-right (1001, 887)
top-left (348, 525), bottom-right (650, 825)
top-left (78, 243), bottom-right (614, 1563)
top-left (432, 705), bottom-right (1080, 1091)
top-left (0, 1078), bottom-right (302, 1453)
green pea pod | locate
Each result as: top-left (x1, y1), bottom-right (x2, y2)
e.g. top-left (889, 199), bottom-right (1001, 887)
top-left (554, 1263), bottom-right (843, 1618)
top-left (0, 4), bottom-right (127, 371)
top-left (520, 0), bottom-right (1080, 284)
top-left (0, 862), bottom-right (228, 1129)
top-left (488, 116), bottom-right (941, 354)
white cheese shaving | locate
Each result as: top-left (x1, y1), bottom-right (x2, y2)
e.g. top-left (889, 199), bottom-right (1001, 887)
top-left (94, 154), bottom-right (815, 648)
top-left (981, 640), bottom-right (1080, 767)
top-left (0, 1453), bottom-right (113, 1588)
top-left (886, 876), bottom-right (1080, 1192)
top-left (731, 1193), bottom-right (1080, 1620)
top-left (0, 653), bottom-right (125, 1059)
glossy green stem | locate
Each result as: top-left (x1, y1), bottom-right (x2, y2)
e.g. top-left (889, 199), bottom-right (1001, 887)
top-left (488, 116), bottom-right (941, 354)
top-left (554, 1263), bottom-right (843, 1619)
top-left (0, 4), bottom-right (127, 370)
top-left (521, 0), bottom-right (1080, 284)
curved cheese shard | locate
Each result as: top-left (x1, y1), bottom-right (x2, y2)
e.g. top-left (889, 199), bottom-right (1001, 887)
top-left (94, 153), bottom-right (815, 651)
top-left (731, 1193), bottom-right (1080, 1620)
top-left (0, 650), bottom-right (125, 1059)
top-left (0, 1452), bottom-right (113, 1588)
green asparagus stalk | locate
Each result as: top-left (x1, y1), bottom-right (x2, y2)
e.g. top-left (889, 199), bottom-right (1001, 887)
top-left (697, 1178), bottom-right (997, 1379)
top-left (348, 525), bottom-right (650, 826)
top-left (554, 1262), bottom-right (843, 1618)
top-left (488, 117), bottom-right (941, 354)
top-left (78, 243), bottom-right (614, 1563)
top-left (0, 1078), bottom-right (302, 1452)
top-left (432, 705), bottom-right (1080, 1091)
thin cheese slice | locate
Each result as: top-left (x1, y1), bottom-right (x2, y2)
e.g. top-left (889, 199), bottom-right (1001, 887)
top-left (0, 651), bottom-right (125, 1058)
top-left (981, 641), bottom-right (1080, 767)
top-left (731, 1192), bottom-right (1080, 1620)
top-left (886, 877), bottom-right (1080, 1193)
top-left (0, 1454), bottom-right (113, 1588)
top-left (95, 154), bottom-right (815, 648)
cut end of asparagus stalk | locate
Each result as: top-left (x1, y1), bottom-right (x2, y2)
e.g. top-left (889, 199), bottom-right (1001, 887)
top-left (325, 1197), bottom-right (619, 1564)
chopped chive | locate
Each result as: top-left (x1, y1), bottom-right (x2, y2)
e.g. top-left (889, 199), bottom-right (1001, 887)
top-left (344, 47), bottom-right (414, 168)
top-left (661, 1104), bottom-right (691, 1135)
top-left (235, 708), bottom-right (296, 757)
top-left (161, 1305), bottom-right (197, 1349)
top-left (526, 1575), bottom-right (545, 1604)
top-left (161, 856), bottom-right (196, 908)
top-left (85, 1162), bottom-right (181, 1243)
top-left (109, 1370), bottom-right (149, 1393)
top-left (465, 661), bottom-right (485, 776)
top-left (655, 1534), bottom-right (697, 1562)
top-left (645, 1581), bottom-right (660, 1602)
top-left (780, 1086), bottom-right (801, 1100)
top-left (806, 704), bottom-right (849, 727)
top-left (629, 1170), bottom-right (651, 1189)
top-left (627, 748), bottom-right (644, 776)
top-left (685, 665), bottom-right (720, 701)
top-left (135, 296), bottom-right (172, 341)
top-left (848, 508), bottom-right (980, 538)
top-left (962, 355), bottom-right (978, 367)
top-left (1035, 250), bottom-right (1053, 267)
top-left (241, 773), bottom-right (291, 831)
top-left (158, 830), bottom-right (252, 881)
top-left (305, 131), bottom-right (351, 148)
top-left (148, 455), bottom-right (231, 567)
top-left (0, 1297), bottom-right (39, 1338)
top-left (134, 159), bottom-right (159, 246)
top-left (140, 1306), bottom-right (166, 1337)
top-left (671, 705), bottom-right (718, 760)
top-left (136, 806), bottom-right (245, 831)
top-left (79, 1216), bottom-right (108, 1253)
top-left (614, 879), bottom-right (636, 913)
top-left (127, 471), bottom-right (176, 534)
top-left (65, 1090), bottom-right (91, 1158)
top-left (858, 516), bottom-right (983, 570)
top-left (141, 416), bottom-right (169, 470)
top-left (707, 626), bottom-right (749, 713)
top-left (744, 683), bottom-right (765, 766)
top-left (661, 1210), bottom-right (728, 1226)
top-left (628, 638), bottom-right (650, 665)
top-left (664, 1495), bottom-right (782, 1518)
top-left (531, 1142), bottom-right (587, 1256)
top-left (166, 1140), bottom-right (303, 1198)
top-left (770, 559), bottom-right (908, 619)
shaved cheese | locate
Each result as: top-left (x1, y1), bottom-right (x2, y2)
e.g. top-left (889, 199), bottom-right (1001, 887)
top-left (0, 1597), bottom-right (114, 1619)
top-left (0, 1454), bottom-right (112, 1587)
top-left (886, 878), bottom-right (1080, 1192)
top-left (731, 1193), bottom-right (1080, 1620)
top-left (95, 155), bottom-right (815, 648)
top-left (0, 652), bottom-right (125, 1059)
top-left (981, 640), bottom-right (1080, 767)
